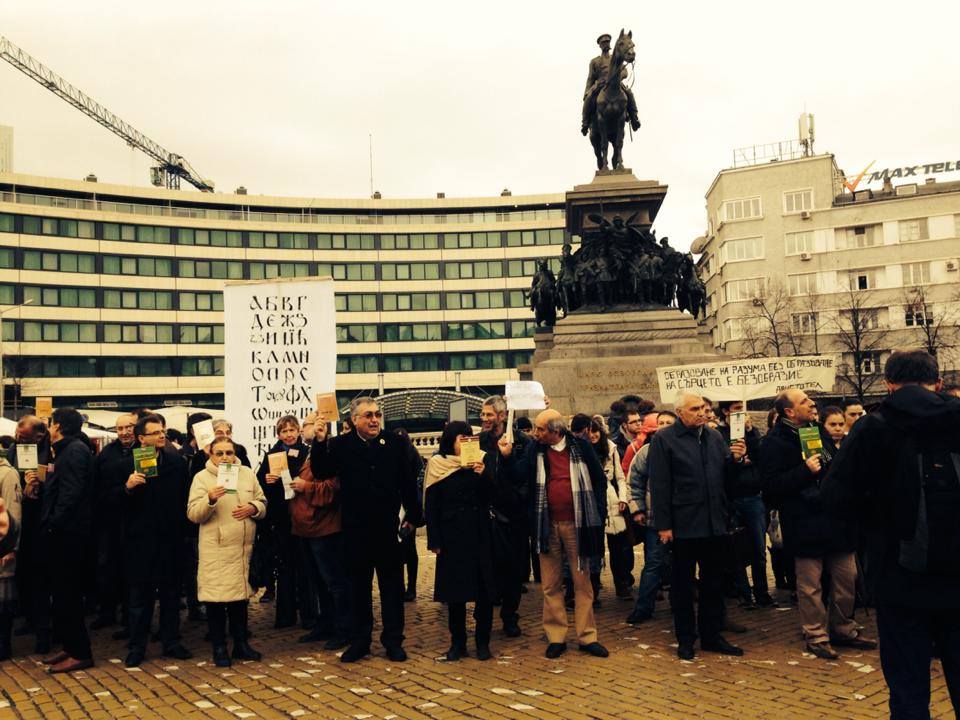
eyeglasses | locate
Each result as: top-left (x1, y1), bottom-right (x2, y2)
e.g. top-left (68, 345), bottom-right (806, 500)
top-left (359, 411), bottom-right (383, 420)
top-left (212, 450), bottom-right (235, 457)
top-left (141, 430), bottom-right (164, 437)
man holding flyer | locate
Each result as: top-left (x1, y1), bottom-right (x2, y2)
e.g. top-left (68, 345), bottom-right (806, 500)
top-left (759, 389), bottom-right (875, 659)
top-left (120, 414), bottom-right (193, 667)
top-left (717, 401), bottom-right (775, 609)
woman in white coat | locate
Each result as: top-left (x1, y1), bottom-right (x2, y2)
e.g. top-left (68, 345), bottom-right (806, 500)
top-left (187, 437), bottom-right (267, 667)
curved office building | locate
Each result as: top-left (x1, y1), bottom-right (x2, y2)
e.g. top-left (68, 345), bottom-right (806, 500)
top-left (0, 173), bottom-right (569, 413)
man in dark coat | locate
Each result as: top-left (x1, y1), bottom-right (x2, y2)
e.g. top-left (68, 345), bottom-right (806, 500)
top-left (90, 413), bottom-right (137, 629)
top-left (180, 411), bottom-right (213, 622)
top-left (760, 388), bottom-right (875, 660)
top-left (649, 392), bottom-right (746, 660)
top-left (120, 414), bottom-right (193, 667)
top-left (517, 409), bottom-right (608, 659)
top-left (822, 351), bottom-right (960, 718)
top-left (478, 395), bottom-right (530, 637)
top-left (314, 397), bottom-right (422, 663)
top-left (40, 407), bottom-right (96, 674)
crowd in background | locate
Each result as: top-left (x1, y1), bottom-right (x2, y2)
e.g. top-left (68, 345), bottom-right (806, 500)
top-left (0, 350), bottom-right (957, 719)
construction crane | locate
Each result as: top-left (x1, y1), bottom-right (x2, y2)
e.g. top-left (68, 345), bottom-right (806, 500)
top-left (0, 35), bottom-right (214, 192)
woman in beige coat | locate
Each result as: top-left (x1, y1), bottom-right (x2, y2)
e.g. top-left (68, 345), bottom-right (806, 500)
top-left (187, 437), bottom-right (267, 667)
top-left (0, 457), bottom-right (22, 660)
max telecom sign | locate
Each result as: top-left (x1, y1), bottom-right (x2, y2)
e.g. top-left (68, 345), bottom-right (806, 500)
top-left (845, 158), bottom-right (960, 192)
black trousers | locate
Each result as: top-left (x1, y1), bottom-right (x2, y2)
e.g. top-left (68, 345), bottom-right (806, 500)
top-left (448, 599), bottom-right (493, 647)
top-left (46, 536), bottom-right (92, 660)
top-left (95, 522), bottom-right (125, 620)
top-left (400, 533), bottom-right (418, 591)
top-left (877, 603), bottom-right (960, 719)
top-left (128, 579), bottom-right (180, 653)
top-left (272, 529), bottom-right (318, 629)
top-left (670, 536), bottom-right (725, 646)
top-left (206, 601), bottom-right (247, 648)
top-left (345, 528), bottom-right (405, 648)
top-left (607, 531), bottom-right (633, 590)
top-left (496, 527), bottom-right (527, 625)
top-left (183, 536), bottom-right (201, 613)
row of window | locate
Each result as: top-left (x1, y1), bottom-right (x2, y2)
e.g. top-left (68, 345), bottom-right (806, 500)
top-left (0, 193), bottom-right (565, 227)
top-left (3, 319), bottom-right (537, 344)
top-left (337, 320), bottom-right (536, 343)
top-left (723, 305), bottom-right (940, 344)
top-left (335, 351), bottom-right (532, 374)
top-left (719, 190), bottom-right (811, 224)
top-left (0, 213), bottom-right (567, 250)
top-left (723, 261), bottom-right (941, 302)
top-left (7, 349), bottom-right (535, 379)
top-left (721, 217), bottom-right (953, 263)
top-left (2, 356), bottom-right (223, 378)
top-left (2, 283), bottom-right (534, 313)
top-left (5, 248), bottom-right (563, 281)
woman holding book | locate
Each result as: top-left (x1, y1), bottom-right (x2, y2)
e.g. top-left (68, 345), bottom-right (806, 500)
top-left (424, 421), bottom-right (497, 661)
top-left (187, 437), bottom-right (267, 667)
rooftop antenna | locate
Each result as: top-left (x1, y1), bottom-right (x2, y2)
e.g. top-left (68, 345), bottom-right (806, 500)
top-left (798, 112), bottom-right (815, 157)
top-left (368, 133), bottom-right (374, 198)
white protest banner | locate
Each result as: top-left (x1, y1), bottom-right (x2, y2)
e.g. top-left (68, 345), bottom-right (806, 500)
top-left (656, 355), bottom-right (838, 403)
top-left (505, 381), bottom-right (547, 410)
top-left (224, 278), bottom-right (336, 459)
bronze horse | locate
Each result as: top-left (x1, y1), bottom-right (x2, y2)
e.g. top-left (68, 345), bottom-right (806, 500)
top-left (589, 30), bottom-right (635, 171)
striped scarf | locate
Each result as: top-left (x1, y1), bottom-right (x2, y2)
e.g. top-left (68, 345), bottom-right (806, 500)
top-left (532, 436), bottom-right (605, 573)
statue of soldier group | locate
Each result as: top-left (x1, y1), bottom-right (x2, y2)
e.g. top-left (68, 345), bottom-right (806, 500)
top-left (527, 30), bottom-right (708, 327)
top-left (529, 224), bottom-right (707, 326)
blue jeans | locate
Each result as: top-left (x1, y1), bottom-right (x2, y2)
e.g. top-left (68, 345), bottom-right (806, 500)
top-left (306, 533), bottom-right (351, 638)
top-left (732, 495), bottom-right (769, 601)
top-left (632, 525), bottom-right (667, 618)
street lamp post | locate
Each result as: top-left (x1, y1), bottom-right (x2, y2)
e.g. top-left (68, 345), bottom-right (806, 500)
top-left (0, 299), bottom-right (34, 421)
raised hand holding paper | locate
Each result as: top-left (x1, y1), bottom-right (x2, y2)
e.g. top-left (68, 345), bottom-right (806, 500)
top-left (217, 462), bottom-right (240, 493)
top-left (459, 436), bottom-right (484, 467)
top-left (17, 444), bottom-right (38, 471)
top-left (729, 412), bottom-right (746, 442)
top-left (132, 446), bottom-right (158, 478)
top-left (315, 392), bottom-right (340, 422)
top-left (798, 426), bottom-right (824, 460)
top-left (505, 381), bottom-right (547, 411)
top-left (193, 419), bottom-right (215, 451)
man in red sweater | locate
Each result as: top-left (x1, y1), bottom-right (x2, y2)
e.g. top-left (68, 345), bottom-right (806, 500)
top-left (515, 409), bottom-right (609, 659)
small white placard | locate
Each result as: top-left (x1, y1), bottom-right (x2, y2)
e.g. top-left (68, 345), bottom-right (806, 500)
top-left (729, 412), bottom-right (746, 441)
top-left (281, 468), bottom-right (294, 500)
top-left (193, 419), bottom-right (215, 451)
top-left (505, 381), bottom-right (547, 411)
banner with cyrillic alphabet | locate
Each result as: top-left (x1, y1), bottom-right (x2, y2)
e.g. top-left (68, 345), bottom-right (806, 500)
top-left (656, 356), bottom-right (838, 403)
top-left (224, 277), bottom-right (336, 459)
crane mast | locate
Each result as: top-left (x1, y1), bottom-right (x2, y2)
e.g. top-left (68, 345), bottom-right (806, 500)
top-left (0, 35), bottom-right (214, 192)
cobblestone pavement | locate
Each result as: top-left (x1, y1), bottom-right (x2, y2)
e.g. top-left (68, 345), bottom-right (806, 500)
top-left (0, 539), bottom-right (954, 719)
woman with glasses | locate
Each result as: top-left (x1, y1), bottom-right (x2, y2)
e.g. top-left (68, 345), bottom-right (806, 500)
top-left (187, 437), bottom-right (267, 667)
top-left (424, 420), bottom-right (497, 661)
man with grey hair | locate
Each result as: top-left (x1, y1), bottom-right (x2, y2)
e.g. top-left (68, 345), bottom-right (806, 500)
top-left (514, 409), bottom-right (608, 659)
top-left (649, 392), bottom-right (747, 660)
top-left (313, 396), bottom-right (422, 663)
top-left (479, 395), bottom-right (530, 637)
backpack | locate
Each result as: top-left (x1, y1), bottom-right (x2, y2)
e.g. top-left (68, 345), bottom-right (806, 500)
top-left (897, 443), bottom-right (960, 576)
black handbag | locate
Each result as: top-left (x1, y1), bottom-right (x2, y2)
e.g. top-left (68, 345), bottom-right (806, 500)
top-left (723, 525), bottom-right (754, 572)
top-left (248, 525), bottom-right (276, 590)
top-left (488, 507), bottom-right (513, 563)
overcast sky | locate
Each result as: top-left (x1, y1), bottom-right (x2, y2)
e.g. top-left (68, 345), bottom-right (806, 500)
top-left (2, 0), bottom-right (957, 250)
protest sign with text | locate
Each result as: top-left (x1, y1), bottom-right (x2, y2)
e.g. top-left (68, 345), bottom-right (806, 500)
top-left (657, 355), bottom-right (838, 403)
top-left (224, 278), bottom-right (336, 459)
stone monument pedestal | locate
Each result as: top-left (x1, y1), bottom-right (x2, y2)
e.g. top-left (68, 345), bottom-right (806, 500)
top-left (522, 309), bottom-right (721, 416)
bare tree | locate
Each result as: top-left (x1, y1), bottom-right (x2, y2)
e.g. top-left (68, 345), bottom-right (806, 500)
top-left (743, 281), bottom-right (803, 357)
top-left (831, 287), bottom-right (891, 402)
top-left (797, 291), bottom-right (825, 355)
top-left (902, 285), bottom-right (960, 361)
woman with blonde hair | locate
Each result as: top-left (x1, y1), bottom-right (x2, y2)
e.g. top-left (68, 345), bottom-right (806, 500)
top-left (188, 436), bottom-right (267, 667)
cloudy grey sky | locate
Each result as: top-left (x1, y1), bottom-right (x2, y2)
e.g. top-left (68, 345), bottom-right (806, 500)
top-left (2, 0), bottom-right (957, 249)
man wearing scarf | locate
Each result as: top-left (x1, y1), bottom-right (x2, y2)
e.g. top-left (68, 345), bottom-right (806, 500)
top-left (515, 409), bottom-right (608, 659)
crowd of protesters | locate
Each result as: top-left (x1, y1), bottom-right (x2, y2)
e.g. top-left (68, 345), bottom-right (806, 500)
top-left (0, 350), bottom-right (956, 719)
